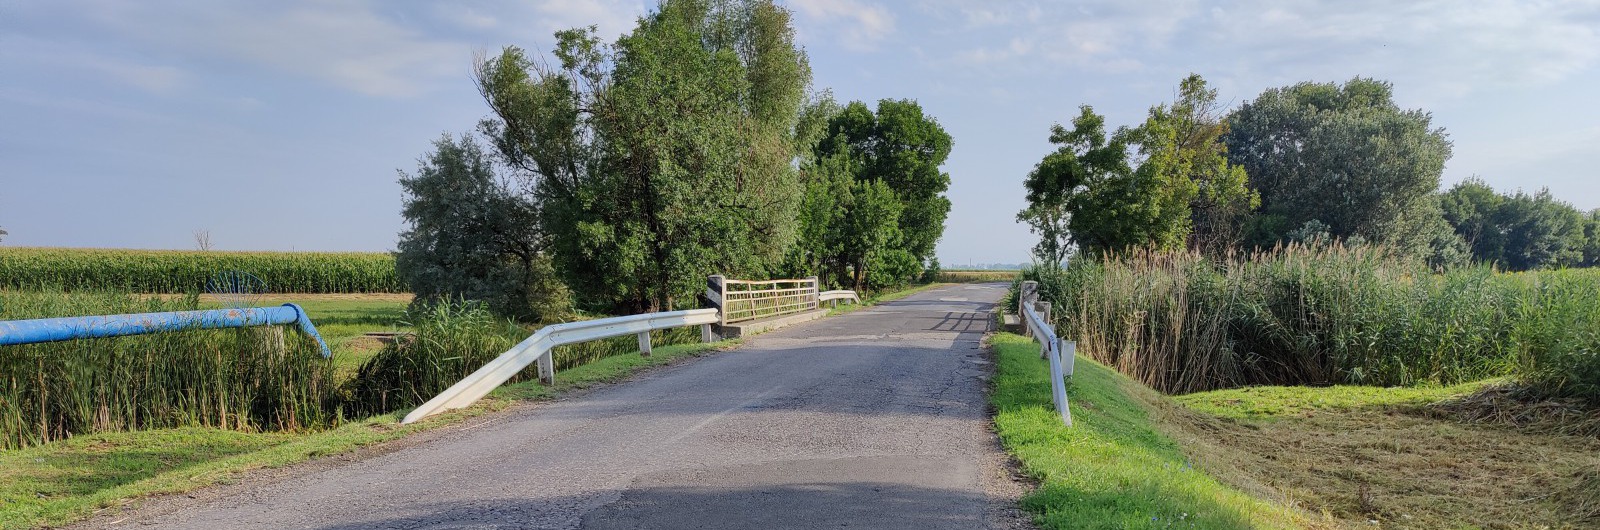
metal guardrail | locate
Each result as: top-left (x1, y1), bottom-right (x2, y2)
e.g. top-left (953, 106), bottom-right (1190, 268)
top-left (1018, 280), bottom-right (1073, 426)
top-left (407, 274), bottom-right (862, 424)
top-left (402, 308), bottom-right (720, 424)
top-left (709, 276), bottom-right (821, 325)
top-left (818, 290), bottom-right (861, 304)
top-left (0, 304), bottom-right (332, 358)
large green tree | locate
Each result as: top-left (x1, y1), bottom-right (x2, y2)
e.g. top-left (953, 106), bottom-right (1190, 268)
top-left (1020, 75), bottom-right (1254, 260)
top-left (475, 0), bottom-right (810, 312)
top-left (814, 99), bottom-right (953, 275)
top-left (394, 134), bottom-right (568, 322)
top-left (1224, 77), bottom-right (1453, 254)
top-left (1442, 178), bottom-right (1587, 270)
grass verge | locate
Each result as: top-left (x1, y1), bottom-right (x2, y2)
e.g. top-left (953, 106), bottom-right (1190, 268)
top-left (0, 340), bottom-right (734, 529)
top-left (993, 329), bottom-right (1600, 529)
top-left (988, 332), bottom-right (1310, 529)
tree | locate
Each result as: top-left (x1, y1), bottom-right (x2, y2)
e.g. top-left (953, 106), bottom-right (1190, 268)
top-left (1441, 177), bottom-right (1506, 261)
top-left (395, 134), bottom-right (569, 322)
top-left (1441, 178), bottom-right (1586, 270)
top-left (1225, 77), bottom-right (1452, 254)
top-left (476, 0), bottom-right (811, 313)
top-left (1018, 106), bottom-right (1132, 261)
top-left (1154, 74), bottom-right (1258, 256)
top-left (1495, 189), bottom-right (1585, 270)
top-left (814, 99), bottom-right (953, 278)
top-left (1019, 75), bottom-right (1255, 260)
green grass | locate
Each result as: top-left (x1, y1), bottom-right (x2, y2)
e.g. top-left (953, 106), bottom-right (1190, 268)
top-left (1174, 380), bottom-right (1495, 422)
top-left (989, 333), bottom-right (1308, 529)
top-left (0, 338), bottom-right (735, 530)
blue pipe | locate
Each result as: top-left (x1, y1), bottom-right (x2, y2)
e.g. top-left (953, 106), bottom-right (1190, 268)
top-left (0, 303), bottom-right (332, 358)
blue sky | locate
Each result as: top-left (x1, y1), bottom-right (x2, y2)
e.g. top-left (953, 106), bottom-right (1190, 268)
top-left (3, 1), bottom-right (1597, 266)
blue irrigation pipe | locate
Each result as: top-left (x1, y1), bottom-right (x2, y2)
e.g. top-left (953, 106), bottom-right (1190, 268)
top-left (0, 304), bottom-right (332, 358)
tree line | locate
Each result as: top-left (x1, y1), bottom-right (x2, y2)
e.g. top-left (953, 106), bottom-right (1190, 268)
top-left (1020, 74), bottom-right (1600, 271)
top-left (396, 0), bottom-right (952, 320)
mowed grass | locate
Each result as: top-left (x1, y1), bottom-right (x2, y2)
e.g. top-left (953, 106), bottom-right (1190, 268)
top-left (994, 330), bottom-right (1600, 529)
top-left (1172, 384), bottom-right (1600, 529)
top-left (0, 340), bottom-right (735, 530)
top-left (989, 333), bottom-right (1310, 529)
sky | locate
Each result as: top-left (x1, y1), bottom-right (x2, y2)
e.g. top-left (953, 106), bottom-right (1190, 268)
top-left (2, 1), bottom-right (1598, 266)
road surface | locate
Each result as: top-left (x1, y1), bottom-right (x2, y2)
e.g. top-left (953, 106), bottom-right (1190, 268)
top-left (96, 283), bottom-right (1021, 529)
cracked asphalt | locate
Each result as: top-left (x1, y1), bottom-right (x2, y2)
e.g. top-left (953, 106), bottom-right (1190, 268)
top-left (95, 283), bottom-right (1018, 530)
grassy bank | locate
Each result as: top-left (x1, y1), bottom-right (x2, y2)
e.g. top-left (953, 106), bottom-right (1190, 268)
top-left (992, 331), bottom-right (1600, 529)
top-left (0, 340), bottom-right (734, 529)
top-left (989, 333), bottom-right (1308, 529)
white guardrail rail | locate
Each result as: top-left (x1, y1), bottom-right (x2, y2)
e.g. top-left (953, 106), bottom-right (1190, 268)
top-left (818, 290), bottom-right (860, 304)
top-left (402, 308), bottom-right (720, 424)
top-left (1018, 280), bottom-right (1074, 426)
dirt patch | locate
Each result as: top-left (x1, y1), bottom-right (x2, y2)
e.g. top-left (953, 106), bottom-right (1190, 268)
top-left (979, 333), bottom-right (1039, 530)
top-left (1161, 401), bottom-right (1600, 529)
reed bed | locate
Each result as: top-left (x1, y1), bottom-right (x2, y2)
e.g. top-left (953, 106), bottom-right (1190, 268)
top-left (1021, 245), bottom-right (1600, 401)
top-left (0, 247), bottom-right (401, 293)
top-left (0, 290), bottom-right (338, 450)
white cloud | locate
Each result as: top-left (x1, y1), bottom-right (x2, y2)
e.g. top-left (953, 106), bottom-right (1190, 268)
top-left (527, 0), bottom-right (645, 40)
top-left (789, 0), bottom-right (897, 50)
top-left (65, 1), bottom-right (468, 98)
top-left (928, 0), bottom-right (1600, 99)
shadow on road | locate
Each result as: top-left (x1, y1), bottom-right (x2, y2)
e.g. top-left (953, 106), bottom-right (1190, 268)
top-left (309, 480), bottom-right (985, 530)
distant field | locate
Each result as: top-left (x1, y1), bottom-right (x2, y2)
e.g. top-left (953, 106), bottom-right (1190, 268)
top-left (0, 247), bottom-right (402, 293)
top-left (935, 270), bottom-right (1019, 283)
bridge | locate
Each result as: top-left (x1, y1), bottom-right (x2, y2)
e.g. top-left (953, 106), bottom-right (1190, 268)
top-left (83, 283), bottom-right (1022, 529)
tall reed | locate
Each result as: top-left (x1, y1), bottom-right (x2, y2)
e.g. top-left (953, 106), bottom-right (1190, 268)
top-left (1023, 245), bottom-right (1600, 400)
top-left (0, 290), bottom-right (338, 450)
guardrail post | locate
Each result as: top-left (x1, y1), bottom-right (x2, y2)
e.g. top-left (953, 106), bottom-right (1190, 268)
top-left (708, 275), bottom-right (726, 325)
top-left (1019, 281), bottom-right (1038, 337)
top-left (700, 324), bottom-right (715, 343)
top-left (1063, 340), bottom-right (1076, 377)
top-left (1036, 301), bottom-right (1052, 359)
top-left (537, 351), bottom-right (555, 385)
top-left (637, 331), bottom-right (653, 357)
top-left (1054, 336), bottom-right (1072, 427)
top-left (806, 276), bottom-right (819, 311)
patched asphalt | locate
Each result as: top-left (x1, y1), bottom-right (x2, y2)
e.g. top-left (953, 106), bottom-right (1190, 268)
top-left (98, 283), bottom-right (1014, 529)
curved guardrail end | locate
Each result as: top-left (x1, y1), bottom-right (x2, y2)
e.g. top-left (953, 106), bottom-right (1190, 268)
top-left (281, 303), bottom-right (332, 358)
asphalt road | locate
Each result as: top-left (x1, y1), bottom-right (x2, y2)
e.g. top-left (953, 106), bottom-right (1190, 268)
top-left (100, 283), bottom-right (1016, 530)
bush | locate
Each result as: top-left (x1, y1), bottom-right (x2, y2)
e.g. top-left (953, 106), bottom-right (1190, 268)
top-left (343, 301), bottom-right (520, 417)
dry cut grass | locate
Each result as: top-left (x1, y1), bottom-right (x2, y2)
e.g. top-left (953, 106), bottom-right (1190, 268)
top-left (1170, 384), bottom-right (1600, 529)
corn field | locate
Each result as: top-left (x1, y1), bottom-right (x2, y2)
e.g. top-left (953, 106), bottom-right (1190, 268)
top-left (0, 247), bottom-right (402, 293)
